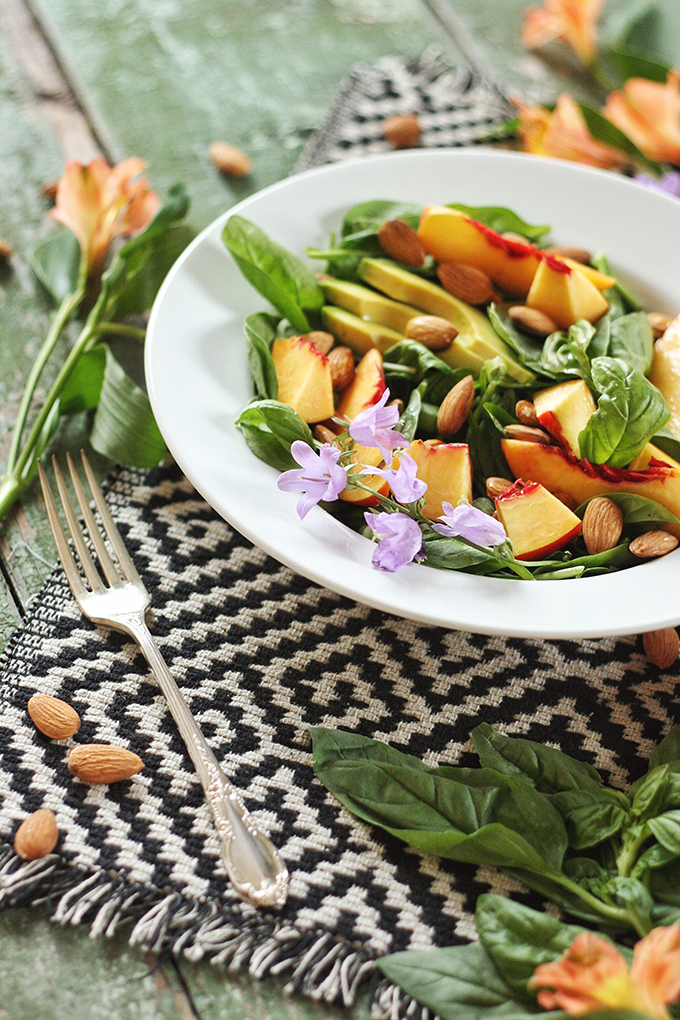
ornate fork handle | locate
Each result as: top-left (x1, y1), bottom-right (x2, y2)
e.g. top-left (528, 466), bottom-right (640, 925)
top-left (121, 609), bottom-right (289, 909)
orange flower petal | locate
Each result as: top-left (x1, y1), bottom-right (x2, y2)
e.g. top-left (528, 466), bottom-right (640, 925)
top-left (515, 93), bottom-right (630, 169)
top-left (604, 72), bottom-right (680, 165)
top-left (521, 0), bottom-right (603, 65)
top-left (631, 924), bottom-right (680, 1007)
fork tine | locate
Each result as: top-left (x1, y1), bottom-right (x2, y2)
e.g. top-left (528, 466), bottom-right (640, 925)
top-left (80, 451), bottom-right (144, 589)
top-left (65, 452), bottom-right (122, 587)
top-left (52, 458), bottom-right (106, 593)
top-left (38, 461), bottom-right (90, 601)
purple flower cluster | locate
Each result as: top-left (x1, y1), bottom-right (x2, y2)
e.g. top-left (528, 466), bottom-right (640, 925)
top-left (363, 512), bottom-right (424, 572)
top-left (348, 388), bottom-right (408, 462)
top-left (362, 452), bottom-right (427, 504)
top-left (277, 441), bottom-right (347, 519)
top-left (433, 502), bottom-right (507, 546)
top-left (635, 171), bottom-right (680, 199)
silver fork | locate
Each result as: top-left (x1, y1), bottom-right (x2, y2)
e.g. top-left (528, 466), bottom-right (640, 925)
top-left (39, 451), bottom-right (288, 909)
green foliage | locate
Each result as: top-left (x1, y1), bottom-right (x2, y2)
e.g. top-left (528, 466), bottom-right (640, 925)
top-left (30, 229), bottom-right (82, 304)
top-left (243, 312), bottom-right (280, 399)
top-left (89, 347), bottom-right (167, 468)
top-left (446, 204), bottom-right (550, 242)
top-left (235, 399), bottom-right (313, 471)
top-left (59, 345), bottom-right (107, 415)
top-left (577, 104), bottom-right (660, 174)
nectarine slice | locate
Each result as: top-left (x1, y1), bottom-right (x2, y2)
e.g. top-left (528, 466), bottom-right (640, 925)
top-left (495, 481), bottom-right (582, 560)
top-left (533, 379), bottom-right (596, 457)
top-left (271, 336), bottom-right (334, 423)
top-left (648, 315), bottom-right (680, 439)
top-left (406, 439), bottom-right (473, 520)
top-left (336, 348), bottom-right (385, 422)
top-left (525, 256), bottom-right (608, 329)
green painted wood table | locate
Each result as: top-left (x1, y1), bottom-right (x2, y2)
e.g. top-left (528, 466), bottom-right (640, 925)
top-left (1, 0), bottom-right (679, 1016)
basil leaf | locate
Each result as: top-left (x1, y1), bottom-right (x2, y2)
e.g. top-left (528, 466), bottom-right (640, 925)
top-left (650, 858), bottom-right (680, 906)
top-left (446, 204), bottom-right (550, 242)
top-left (578, 103), bottom-right (660, 174)
top-left (630, 765), bottom-right (675, 819)
top-left (309, 727), bottom-right (428, 772)
top-left (235, 400), bottom-right (312, 471)
top-left (89, 347), bottom-right (167, 468)
top-left (652, 428), bottom-right (680, 465)
top-left (339, 200), bottom-right (422, 236)
top-left (648, 810), bottom-right (680, 855)
top-left (650, 725), bottom-right (680, 770)
top-left (607, 312), bottom-right (654, 376)
top-left (575, 491), bottom-right (680, 527)
top-left (59, 345), bottom-right (106, 414)
top-left (109, 224), bottom-right (195, 317)
top-left (378, 943), bottom-right (530, 1020)
top-left (579, 356), bottom-right (670, 467)
top-left (222, 215), bottom-right (323, 333)
top-left (550, 789), bottom-right (629, 849)
top-left (600, 876), bottom-right (655, 923)
top-left (508, 869), bottom-right (618, 926)
top-left (471, 723), bottom-right (604, 793)
top-left (31, 228), bottom-right (82, 304)
top-left (475, 893), bottom-right (590, 1000)
top-left (244, 313), bottom-right (280, 399)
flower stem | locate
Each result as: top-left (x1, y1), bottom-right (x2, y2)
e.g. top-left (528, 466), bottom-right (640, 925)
top-left (549, 871), bottom-right (652, 938)
top-left (94, 322), bottom-right (146, 342)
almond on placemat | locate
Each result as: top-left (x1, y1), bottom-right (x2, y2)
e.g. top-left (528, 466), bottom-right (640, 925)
top-left (437, 262), bottom-right (494, 305)
top-left (209, 141), bottom-right (252, 178)
top-left (404, 315), bottom-right (458, 351)
top-left (28, 694), bottom-right (81, 740)
top-left (14, 808), bottom-right (59, 861)
top-left (377, 219), bottom-right (425, 267)
top-left (643, 628), bottom-right (680, 668)
top-left (68, 745), bottom-right (144, 784)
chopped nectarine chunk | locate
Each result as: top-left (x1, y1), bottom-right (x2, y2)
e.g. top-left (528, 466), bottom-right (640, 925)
top-left (406, 439), bottom-right (473, 520)
top-left (271, 336), bottom-right (334, 423)
top-left (526, 256), bottom-right (608, 329)
top-left (336, 348), bottom-right (385, 422)
top-left (533, 379), bottom-right (596, 457)
top-left (495, 480), bottom-right (582, 559)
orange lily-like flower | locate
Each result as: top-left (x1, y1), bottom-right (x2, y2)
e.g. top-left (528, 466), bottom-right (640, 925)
top-left (603, 72), bottom-right (680, 166)
top-left (51, 157), bottom-right (160, 275)
top-left (522, 0), bottom-right (604, 66)
top-left (530, 927), bottom-right (680, 1019)
top-left (515, 93), bottom-right (630, 170)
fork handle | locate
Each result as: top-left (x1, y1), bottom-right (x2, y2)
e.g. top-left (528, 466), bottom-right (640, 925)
top-left (126, 615), bottom-right (288, 909)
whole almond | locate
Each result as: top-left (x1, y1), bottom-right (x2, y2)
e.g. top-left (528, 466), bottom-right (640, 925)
top-left (629, 530), bottom-right (679, 559)
top-left (14, 808), bottom-right (59, 861)
top-left (582, 497), bottom-right (623, 554)
top-left (304, 331), bottom-right (334, 356)
top-left (649, 312), bottom-right (672, 340)
top-left (28, 694), bottom-right (81, 740)
top-left (405, 315), bottom-right (458, 351)
top-left (553, 490), bottom-right (578, 511)
top-left (544, 245), bottom-right (591, 264)
top-left (382, 113), bottom-right (421, 149)
top-left (209, 141), bottom-right (252, 178)
top-left (68, 745), bottom-right (144, 784)
top-left (643, 628), bottom-right (680, 669)
top-left (314, 424), bottom-right (338, 444)
top-left (436, 375), bottom-right (475, 440)
top-left (328, 346), bottom-right (355, 391)
top-left (377, 219), bottom-right (425, 267)
top-left (437, 263), bottom-right (494, 305)
top-left (504, 424), bottom-right (554, 444)
top-left (508, 305), bottom-right (558, 339)
top-left (0, 239), bottom-right (13, 260)
top-left (515, 400), bottom-right (539, 427)
top-left (486, 476), bottom-right (514, 499)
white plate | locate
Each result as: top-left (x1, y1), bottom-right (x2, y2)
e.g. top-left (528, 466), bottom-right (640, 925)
top-left (146, 149), bottom-right (680, 640)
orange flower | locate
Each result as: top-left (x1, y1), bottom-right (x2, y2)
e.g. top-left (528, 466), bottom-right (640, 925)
top-left (522, 0), bottom-right (604, 65)
top-left (515, 93), bottom-right (630, 170)
top-left (603, 72), bottom-right (680, 165)
top-left (530, 927), bottom-right (680, 1019)
top-left (51, 157), bottom-right (160, 275)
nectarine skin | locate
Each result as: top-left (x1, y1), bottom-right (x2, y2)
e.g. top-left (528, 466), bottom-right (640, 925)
top-left (495, 480), bottom-right (582, 559)
top-left (336, 348), bottom-right (385, 422)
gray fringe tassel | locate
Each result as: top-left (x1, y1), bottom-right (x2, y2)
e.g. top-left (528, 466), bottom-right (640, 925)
top-left (0, 844), bottom-right (392, 1010)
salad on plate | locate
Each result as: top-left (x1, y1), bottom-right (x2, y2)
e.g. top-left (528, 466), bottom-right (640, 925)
top-left (222, 197), bottom-right (680, 582)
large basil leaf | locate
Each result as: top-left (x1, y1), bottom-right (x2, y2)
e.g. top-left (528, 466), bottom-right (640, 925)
top-left (310, 727), bottom-right (428, 772)
top-left (310, 727), bottom-right (568, 873)
top-left (648, 810), bottom-right (680, 855)
top-left (222, 215), bottom-right (323, 333)
top-left (471, 723), bottom-right (603, 793)
top-left (630, 765), bottom-right (680, 819)
top-left (650, 725), bottom-right (680, 770)
top-left (31, 228), bottom-right (82, 304)
top-left (474, 894), bottom-right (590, 1000)
top-left (600, 876), bottom-right (655, 924)
top-left (589, 312), bottom-right (653, 376)
top-left (244, 313), bottom-right (280, 399)
top-left (89, 347), bottom-right (167, 468)
top-left (235, 399), bottom-right (312, 471)
top-left (378, 943), bottom-right (536, 1020)
top-left (652, 427), bottom-right (680, 464)
top-left (579, 356), bottom-right (670, 467)
top-left (550, 789), bottom-right (629, 849)
top-left (446, 205), bottom-right (550, 242)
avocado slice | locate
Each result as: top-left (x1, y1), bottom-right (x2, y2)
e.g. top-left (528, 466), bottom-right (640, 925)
top-left (321, 306), bottom-right (405, 356)
top-left (358, 258), bottom-right (534, 384)
top-left (320, 278), bottom-right (422, 333)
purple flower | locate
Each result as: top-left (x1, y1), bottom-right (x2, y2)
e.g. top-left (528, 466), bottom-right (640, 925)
top-left (361, 452), bottom-right (427, 504)
top-left (348, 388), bottom-right (408, 462)
top-left (277, 440), bottom-right (347, 519)
top-left (363, 511), bottom-right (424, 572)
top-left (433, 501), bottom-right (507, 547)
top-left (635, 171), bottom-right (680, 198)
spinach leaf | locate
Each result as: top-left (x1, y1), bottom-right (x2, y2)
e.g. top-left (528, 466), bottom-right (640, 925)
top-left (551, 789), bottom-right (629, 849)
top-left (487, 305), bottom-right (546, 375)
top-left (579, 357), bottom-right (670, 467)
top-left (446, 204), bottom-right (550, 242)
top-left (422, 536), bottom-right (505, 572)
top-left (383, 339), bottom-right (466, 405)
top-left (485, 402), bottom-right (517, 433)
top-left (244, 313), bottom-right (280, 399)
top-left (399, 381), bottom-right (426, 443)
top-left (649, 725), bottom-right (680, 770)
top-left (475, 894), bottom-right (589, 1000)
top-left (222, 215), bottom-right (323, 332)
top-left (339, 200), bottom-right (422, 235)
top-left (471, 723), bottom-right (604, 793)
top-left (378, 943), bottom-right (533, 1020)
top-left (235, 400), bottom-right (313, 471)
top-left (575, 492), bottom-right (680, 527)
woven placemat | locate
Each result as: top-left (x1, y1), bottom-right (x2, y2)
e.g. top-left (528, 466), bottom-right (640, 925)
top-left (1, 53), bottom-right (678, 1017)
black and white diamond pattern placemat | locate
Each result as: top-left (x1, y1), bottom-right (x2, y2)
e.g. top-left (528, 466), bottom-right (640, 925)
top-left (0, 55), bottom-right (678, 1016)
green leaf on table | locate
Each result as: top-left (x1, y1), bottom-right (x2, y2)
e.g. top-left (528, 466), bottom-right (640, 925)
top-left (471, 723), bottom-right (604, 793)
top-left (550, 788), bottom-right (629, 849)
top-left (244, 313), bottom-right (279, 399)
top-left (223, 215), bottom-right (323, 333)
top-left (31, 228), bottom-right (82, 304)
top-left (578, 356), bottom-right (670, 467)
top-left (88, 347), bottom-right (166, 468)
top-left (446, 205), bottom-right (550, 242)
top-left (109, 224), bottom-right (195, 317)
top-left (59, 344), bottom-right (107, 414)
top-left (575, 492), bottom-right (680, 526)
top-left (577, 104), bottom-right (661, 174)
top-left (118, 182), bottom-right (190, 255)
top-left (608, 48), bottom-right (670, 84)
top-left (650, 725), bottom-right (680, 770)
top-left (236, 399), bottom-right (313, 471)
top-left (474, 894), bottom-right (590, 1000)
top-left (379, 942), bottom-right (545, 1020)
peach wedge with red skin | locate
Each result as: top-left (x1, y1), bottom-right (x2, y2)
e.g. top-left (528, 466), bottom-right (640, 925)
top-left (406, 440), bottom-right (473, 521)
top-left (336, 348), bottom-right (385, 422)
top-left (494, 480), bottom-right (582, 560)
top-left (271, 335), bottom-right (334, 423)
top-left (525, 256), bottom-right (608, 329)
top-left (533, 379), bottom-right (596, 457)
